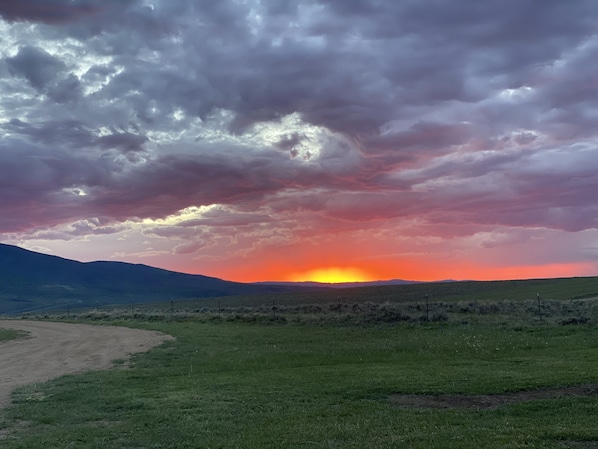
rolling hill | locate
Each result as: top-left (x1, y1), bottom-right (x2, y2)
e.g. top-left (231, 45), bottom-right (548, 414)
top-left (0, 243), bottom-right (317, 314)
top-left (2, 243), bottom-right (597, 316)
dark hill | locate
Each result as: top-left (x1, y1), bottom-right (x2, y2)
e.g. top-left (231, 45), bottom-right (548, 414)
top-left (0, 243), bottom-right (312, 314)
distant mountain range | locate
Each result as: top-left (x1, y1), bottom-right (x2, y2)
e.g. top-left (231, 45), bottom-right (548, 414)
top-left (0, 243), bottom-right (446, 315)
top-left (0, 244), bottom-right (321, 314)
top-left (266, 278), bottom-right (464, 288)
top-left (257, 279), bottom-right (427, 288)
top-left (2, 243), bottom-right (597, 316)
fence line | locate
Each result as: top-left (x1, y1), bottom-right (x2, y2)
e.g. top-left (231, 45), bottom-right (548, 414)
top-left (13, 295), bottom-right (598, 327)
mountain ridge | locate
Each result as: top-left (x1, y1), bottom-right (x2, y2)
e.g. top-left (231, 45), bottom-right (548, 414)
top-left (0, 243), bottom-right (322, 314)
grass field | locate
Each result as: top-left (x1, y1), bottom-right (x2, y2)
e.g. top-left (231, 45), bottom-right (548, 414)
top-left (2, 278), bottom-right (598, 448)
top-left (0, 328), bottom-right (27, 342)
top-left (19, 276), bottom-right (598, 319)
top-left (0, 317), bottom-right (597, 447)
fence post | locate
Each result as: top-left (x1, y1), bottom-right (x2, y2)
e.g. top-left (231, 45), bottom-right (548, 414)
top-left (537, 293), bottom-right (542, 322)
top-left (425, 294), bottom-right (430, 322)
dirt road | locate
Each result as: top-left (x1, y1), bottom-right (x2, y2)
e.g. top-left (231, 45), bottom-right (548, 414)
top-left (0, 320), bottom-right (173, 408)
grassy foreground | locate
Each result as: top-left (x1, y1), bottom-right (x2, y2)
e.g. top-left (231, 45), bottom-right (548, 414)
top-left (0, 328), bottom-right (27, 342)
top-left (1, 316), bottom-right (598, 448)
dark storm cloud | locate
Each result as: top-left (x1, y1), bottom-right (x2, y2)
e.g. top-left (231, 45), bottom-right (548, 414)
top-left (4, 119), bottom-right (93, 147)
top-left (95, 132), bottom-right (148, 153)
top-left (47, 73), bottom-right (83, 104)
top-left (362, 122), bottom-right (473, 154)
top-left (85, 150), bottom-right (325, 222)
top-left (6, 46), bottom-right (65, 90)
top-left (165, 0), bottom-right (595, 138)
top-left (2, 120), bottom-right (148, 154)
top-left (0, 138), bottom-right (108, 231)
top-left (0, 0), bottom-right (136, 24)
top-left (0, 0), bottom-right (96, 23)
top-left (2, 0), bottom-right (598, 240)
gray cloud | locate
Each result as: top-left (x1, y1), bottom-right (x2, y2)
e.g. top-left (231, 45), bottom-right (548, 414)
top-left (47, 73), bottom-right (83, 104)
top-left (1, 0), bottom-right (598, 242)
top-left (0, 0), bottom-right (96, 23)
top-left (2, 119), bottom-right (148, 155)
top-left (6, 46), bottom-right (65, 90)
top-left (0, 0), bottom-right (137, 24)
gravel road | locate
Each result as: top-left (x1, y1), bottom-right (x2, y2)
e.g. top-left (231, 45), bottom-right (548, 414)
top-left (0, 320), bottom-right (173, 407)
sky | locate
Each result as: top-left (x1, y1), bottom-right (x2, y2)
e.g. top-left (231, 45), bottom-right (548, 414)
top-left (1, 0), bottom-right (598, 283)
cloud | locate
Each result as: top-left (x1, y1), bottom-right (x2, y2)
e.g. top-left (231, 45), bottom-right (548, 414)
top-left (0, 0), bottom-right (96, 23)
top-left (6, 46), bottom-right (65, 90)
top-left (1, 0), bottom-right (598, 280)
top-left (0, 0), bottom-right (136, 24)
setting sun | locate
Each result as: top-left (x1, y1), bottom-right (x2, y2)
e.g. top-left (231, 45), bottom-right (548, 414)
top-left (289, 267), bottom-right (371, 284)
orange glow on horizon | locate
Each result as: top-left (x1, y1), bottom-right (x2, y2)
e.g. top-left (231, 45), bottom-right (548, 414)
top-left (197, 257), bottom-right (596, 284)
top-left (288, 267), bottom-right (372, 284)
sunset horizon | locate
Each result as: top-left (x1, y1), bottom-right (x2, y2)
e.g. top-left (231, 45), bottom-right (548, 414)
top-left (5, 241), bottom-right (596, 285)
top-left (1, 1), bottom-right (597, 285)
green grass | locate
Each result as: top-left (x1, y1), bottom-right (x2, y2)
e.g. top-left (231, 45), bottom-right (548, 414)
top-left (51, 275), bottom-right (598, 318)
top-left (1, 316), bottom-right (598, 448)
top-left (0, 328), bottom-right (28, 342)
top-left (59, 295), bottom-right (598, 329)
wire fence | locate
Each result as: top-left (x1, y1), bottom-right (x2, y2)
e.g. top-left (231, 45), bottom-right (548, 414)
top-left (5, 293), bottom-right (598, 327)
top-left (3, 276), bottom-right (598, 324)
